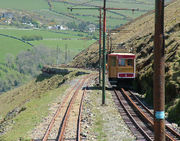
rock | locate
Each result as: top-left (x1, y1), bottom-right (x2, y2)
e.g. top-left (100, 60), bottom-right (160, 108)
top-left (80, 132), bottom-right (87, 137)
top-left (172, 123), bottom-right (178, 128)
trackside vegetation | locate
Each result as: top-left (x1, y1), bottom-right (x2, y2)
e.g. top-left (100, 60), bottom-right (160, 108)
top-left (0, 70), bottom-right (89, 140)
top-left (0, 46), bottom-right (57, 93)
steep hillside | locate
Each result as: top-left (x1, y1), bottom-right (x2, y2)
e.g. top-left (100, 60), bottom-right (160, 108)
top-left (0, 68), bottom-right (90, 140)
top-left (70, 0), bottom-right (180, 125)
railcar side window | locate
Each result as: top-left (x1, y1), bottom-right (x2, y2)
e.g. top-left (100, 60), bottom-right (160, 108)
top-left (127, 59), bottom-right (133, 66)
top-left (119, 58), bottom-right (125, 66)
top-left (111, 57), bottom-right (116, 66)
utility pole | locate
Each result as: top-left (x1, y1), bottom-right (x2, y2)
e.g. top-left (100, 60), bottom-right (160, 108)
top-left (110, 35), bottom-right (112, 53)
top-left (68, 48), bottom-right (70, 63)
top-left (154, 0), bottom-right (165, 141)
top-left (107, 29), bottom-right (110, 54)
top-left (65, 44), bottom-right (68, 64)
top-left (56, 45), bottom-right (60, 66)
top-left (99, 8), bottom-right (102, 86)
top-left (102, 0), bottom-right (107, 105)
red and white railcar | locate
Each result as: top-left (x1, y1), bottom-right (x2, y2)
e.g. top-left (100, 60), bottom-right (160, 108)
top-left (107, 53), bottom-right (136, 84)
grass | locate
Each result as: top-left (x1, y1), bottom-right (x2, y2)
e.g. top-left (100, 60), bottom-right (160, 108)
top-left (0, 28), bottom-right (96, 63)
top-left (89, 89), bottom-right (107, 141)
top-left (0, 29), bottom-right (87, 39)
top-left (0, 35), bottom-right (31, 62)
top-left (50, 0), bottom-right (156, 29)
top-left (0, 0), bottom-right (48, 10)
top-left (0, 70), bottom-right (89, 140)
top-left (0, 84), bottom-right (68, 140)
top-left (31, 39), bottom-right (95, 53)
top-left (0, 0), bottom-right (160, 64)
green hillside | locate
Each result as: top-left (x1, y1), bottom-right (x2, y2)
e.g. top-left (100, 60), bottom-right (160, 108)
top-left (0, 28), bottom-right (95, 63)
top-left (50, 0), bottom-right (154, 28)
top-left (0, 0), bottom-right (160, 29)
top-left (31, 39), bottom-right (95, 54)
top-left (0, 35), bottom-right (31, 62)
top-left (0, 0), bottom-right (48, 10)
top-left (0, 29), bottom-right (86, 39)
top-left (0, 69), bottom-right (90, 140)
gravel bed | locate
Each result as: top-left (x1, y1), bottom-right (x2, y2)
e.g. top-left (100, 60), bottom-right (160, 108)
top-left (81, 77), bottom-right (135, 141)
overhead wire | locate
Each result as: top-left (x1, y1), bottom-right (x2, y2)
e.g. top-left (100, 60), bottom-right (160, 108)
top-left (70, 0), bottom-right (96, 8)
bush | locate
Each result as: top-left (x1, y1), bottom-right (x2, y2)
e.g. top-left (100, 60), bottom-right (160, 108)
top-left (0, 65), bottom-right (27, 93)
top-left (21, 35), bottom-right (43, 41)
top-left (0, 46), bottom-right (57, 93)
top-left (168, 98), bottom-right (180, 125)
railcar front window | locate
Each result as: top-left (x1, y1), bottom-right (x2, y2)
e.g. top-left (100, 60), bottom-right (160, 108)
top-left (127, 59), bottom-right (133, 66)
top-left (119, 58), bottom-right (125, 66)
top-left (111, 57), bottom-right (116, 66)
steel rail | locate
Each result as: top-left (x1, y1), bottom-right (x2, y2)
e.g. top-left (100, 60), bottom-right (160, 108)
top-left (57, 75), bottom-right (91, 141)
top-left (113, 89), bottom-right (153, 141)
top-left (76, 76), bottom-right (95, 141)
top-left (121, 88), bottom-right (176, 141)
top-left (77, 88), bottom-right (86, 141)
top-left (42, 78), bottom-right (83, 141)
top-left (128, 90), bottom-right (180, 140)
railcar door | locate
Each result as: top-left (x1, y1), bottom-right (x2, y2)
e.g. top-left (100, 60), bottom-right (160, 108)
top-left (109, 56), bottom-right (117, 78)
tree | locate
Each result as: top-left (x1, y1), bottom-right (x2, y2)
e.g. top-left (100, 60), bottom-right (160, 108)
top-left (66, 22), bottom-right (77, 30)
top-left (5, 54), bottom-right (15, 68)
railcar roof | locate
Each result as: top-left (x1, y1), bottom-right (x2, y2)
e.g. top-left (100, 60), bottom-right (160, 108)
top-left (108, 53), bottom-right (135, 56)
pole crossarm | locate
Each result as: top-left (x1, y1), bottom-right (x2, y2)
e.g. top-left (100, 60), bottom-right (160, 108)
top-left (68, 7), bottom-right (139, 12)
top-left (106, 8), bottom-right (139, 11)
top-left (68, 7), bottom-right (100, 10)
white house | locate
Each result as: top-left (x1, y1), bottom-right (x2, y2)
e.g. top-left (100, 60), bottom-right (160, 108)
top-left (60, 25), bottom-right (68, 30)
top-left (87, 24), bottom-right (96, 32)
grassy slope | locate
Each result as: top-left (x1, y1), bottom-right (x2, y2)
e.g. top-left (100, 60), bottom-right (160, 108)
top-left (0, 0), bottom-right (48, 10)
top-left (0, 35), bottom-right (31, 62)
top-left (31, 39), bottom-right (95, 54)
top-left (0, 29), bottom-right (84, 39)
top-left (0, 0), bottom-right (155, 28)
top-left (0, 75), bottom-right (66, 140)
top-left (0, 69), bottom-right (90, 140)
top-left (70, 0), bottom-right (180, 124)
top-left (51, 0), bottom-right (154, 28)
top-left (0, 28), bottom-right (95, 63)
top-left (0, 0), bottom-right (160, 64)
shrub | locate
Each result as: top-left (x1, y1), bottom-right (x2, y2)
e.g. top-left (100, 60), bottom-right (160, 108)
top-left (21, 35), bottom-right (43, 41)
top-left (168, 98), bottom-right (180, 125)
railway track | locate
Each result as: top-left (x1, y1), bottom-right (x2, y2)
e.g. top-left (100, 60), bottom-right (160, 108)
top-left (32, 74), bottom-right (93, 141)
top-left (112, 87), bottom-right (180, 141)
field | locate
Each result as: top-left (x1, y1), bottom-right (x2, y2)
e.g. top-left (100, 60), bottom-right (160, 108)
top-left (31, 39), bottom-right (94, 53)
top-left (0, 0), bottom-right (164, 64)
top-left (51, 0), bottom-right (155, 28)
top-left (0, 35), bottom-right (31, 62)
top-left (0, 0), bottom-right (48, 10)
top-left (0, 0), bottom-right (171, 63)
top-left (0, 29), bottom-right (88, 39)
top-left (0, 0), bottom-right (171, 29)
top-left (0, 28), bottom-right (95, 63)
